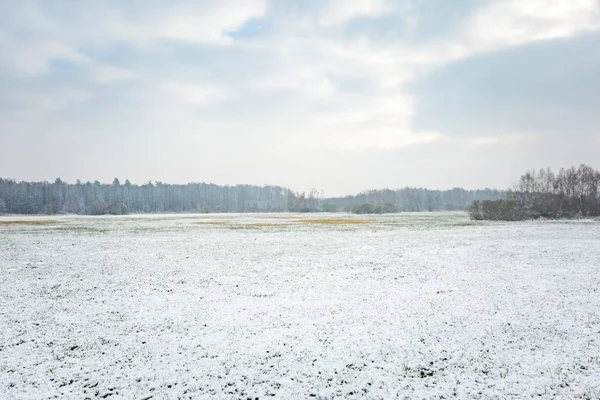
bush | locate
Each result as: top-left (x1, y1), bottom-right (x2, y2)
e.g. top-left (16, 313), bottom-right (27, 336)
top-left (90, 201), bottom-right (128, 215)
top-left (469, 200), bottom-right (527, 221)
top-left (351, 203), bottom-right (399, 214)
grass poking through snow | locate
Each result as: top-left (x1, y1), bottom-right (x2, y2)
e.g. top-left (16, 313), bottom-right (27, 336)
top-left (195, 217), bottom-right (370, 229)
top-left (0, 220), bottom-right (61, 226)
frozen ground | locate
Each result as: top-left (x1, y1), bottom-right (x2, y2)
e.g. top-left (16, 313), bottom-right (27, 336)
top-left (1, 213), bottom-right (599, 399)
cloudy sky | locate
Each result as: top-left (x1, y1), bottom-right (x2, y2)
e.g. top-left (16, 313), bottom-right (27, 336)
top-left (1, 0), bottom-right (599, 195)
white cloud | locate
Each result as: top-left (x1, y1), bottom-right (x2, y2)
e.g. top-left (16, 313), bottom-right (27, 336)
top-left (0, 0), bottom-right (267, 78)
top-left (306, 0), bottom-right (600, 90)
top-left (319, 0), bottom-right (390, 26)
top-left (160, 80), bottom-right (229, 105)
top-left (0, 87), bottom-right (94, 131)
top-left (291, 93), bottom-right (442, 150)
top-left (90, 65), bottom-right (138, 84)
top-left (155, 0), bottom-right (266, 44)
top-left (0, 33), bottom-right (91, 77)
top-left (464, 0), bottom-right (600, 52)
top-left (470, 137), bottom-right (499, 147)
top-left (252, 69), bottom-right (336, 99)
top-left (324, 129), bottom-right (443, 151)
top-left (1, 0), bottom-right (599, 192)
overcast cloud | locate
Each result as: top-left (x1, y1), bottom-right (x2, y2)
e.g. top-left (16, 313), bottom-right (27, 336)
top-left (1, 0), bottom-right (599, 195)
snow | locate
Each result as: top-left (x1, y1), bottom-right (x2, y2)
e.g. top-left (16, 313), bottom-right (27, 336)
top-left (1, 213), bottom-right (599, 399)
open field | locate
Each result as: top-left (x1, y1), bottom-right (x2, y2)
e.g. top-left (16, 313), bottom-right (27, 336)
top-left (1, 213), bottom-right (599, 399)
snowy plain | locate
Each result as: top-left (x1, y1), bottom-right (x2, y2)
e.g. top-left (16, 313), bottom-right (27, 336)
top-left (0, 213), bottom-right (599, 399)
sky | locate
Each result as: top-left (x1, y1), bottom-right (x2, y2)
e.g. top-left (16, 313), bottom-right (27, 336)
top-left (1, 0), bottom-right (599, 196)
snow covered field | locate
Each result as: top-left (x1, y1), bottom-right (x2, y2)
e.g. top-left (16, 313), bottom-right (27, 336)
top-left (1, 213), bottom-right (599, 399)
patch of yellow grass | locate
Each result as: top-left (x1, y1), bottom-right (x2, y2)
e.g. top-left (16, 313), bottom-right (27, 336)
top-left (0, 220), bottom-right (61, 226)
top-left (194, 217), bottom-right (372, 228)
top-left (297, 218), bottom-right (370, 225)
top-left (243, 223), bottom-right (289, 227)
top-left (195, 221), bottom-right (291, 228)
top-left (230, 223), bottom-right (291, 229)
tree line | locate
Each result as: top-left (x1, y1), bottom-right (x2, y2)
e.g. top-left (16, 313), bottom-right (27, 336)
top-left (324, 187), bottom-right (505, 213)
top-left (0, 177), bottom-right (505, 215)
top-left (0, 178), bottom-right (291, 214)
top-left (470, 164), bottom-right (600, 220)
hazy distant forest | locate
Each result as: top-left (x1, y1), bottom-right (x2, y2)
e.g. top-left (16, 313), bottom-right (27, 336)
top-left (0, 177), bottom-right (504, 215)
top-left (1, 165), bottom-right (598, 218)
